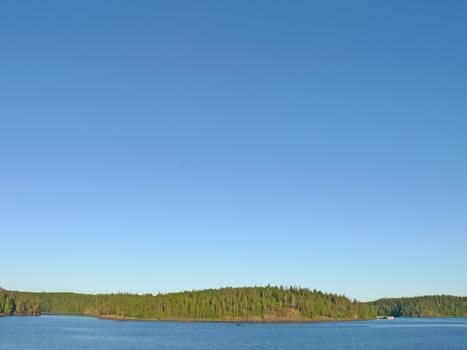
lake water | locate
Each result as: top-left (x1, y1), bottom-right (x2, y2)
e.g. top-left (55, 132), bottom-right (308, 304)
top-left (1, 316), bottom-right (466, 350)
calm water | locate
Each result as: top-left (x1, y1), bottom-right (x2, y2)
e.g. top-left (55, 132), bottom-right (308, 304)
top-left (1, 316), bottom-right (466, 350)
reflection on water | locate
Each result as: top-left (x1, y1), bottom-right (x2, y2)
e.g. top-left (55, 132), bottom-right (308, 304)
top-left (1, 316), bottom-right (466, 350)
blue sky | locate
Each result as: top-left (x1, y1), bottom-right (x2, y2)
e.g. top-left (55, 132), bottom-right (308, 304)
top-left (1, 1), bottom-right (466, 301)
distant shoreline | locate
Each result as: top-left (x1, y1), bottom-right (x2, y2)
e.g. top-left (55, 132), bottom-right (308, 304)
top-left (2, 287), bottom-right (465, 320)
top-left (7, 313), bottom-right (467, 324)
top-left (30, 313), bottom-right (376, 323)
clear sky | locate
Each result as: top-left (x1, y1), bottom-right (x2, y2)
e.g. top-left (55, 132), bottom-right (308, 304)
top-left (1, 1), bottom-right (466, 301)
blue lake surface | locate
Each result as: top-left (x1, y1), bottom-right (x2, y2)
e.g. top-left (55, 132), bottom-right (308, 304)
top-left (1, 316), bottom-right (466, 349)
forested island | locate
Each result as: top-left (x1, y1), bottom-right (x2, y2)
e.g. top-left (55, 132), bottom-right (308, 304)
top-left (1, 286), bottom-right (466, 321)
top-left (370, 295), bottom-right (467, 317)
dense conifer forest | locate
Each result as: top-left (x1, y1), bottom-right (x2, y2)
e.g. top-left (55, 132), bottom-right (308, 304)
top-left (1, 287), bottom-right (465, 321)
top-left (370, 295), bottom-right (467, 317)
top-left (1, 286), bottom-right (372, 321)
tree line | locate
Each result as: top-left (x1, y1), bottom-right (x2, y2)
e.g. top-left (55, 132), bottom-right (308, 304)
top-left (1, 287), bottom-right (465, 321)
top-left (370, 295), bottom-right (467, 317)
top-left (1, 286), bottom-right (374, 321)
